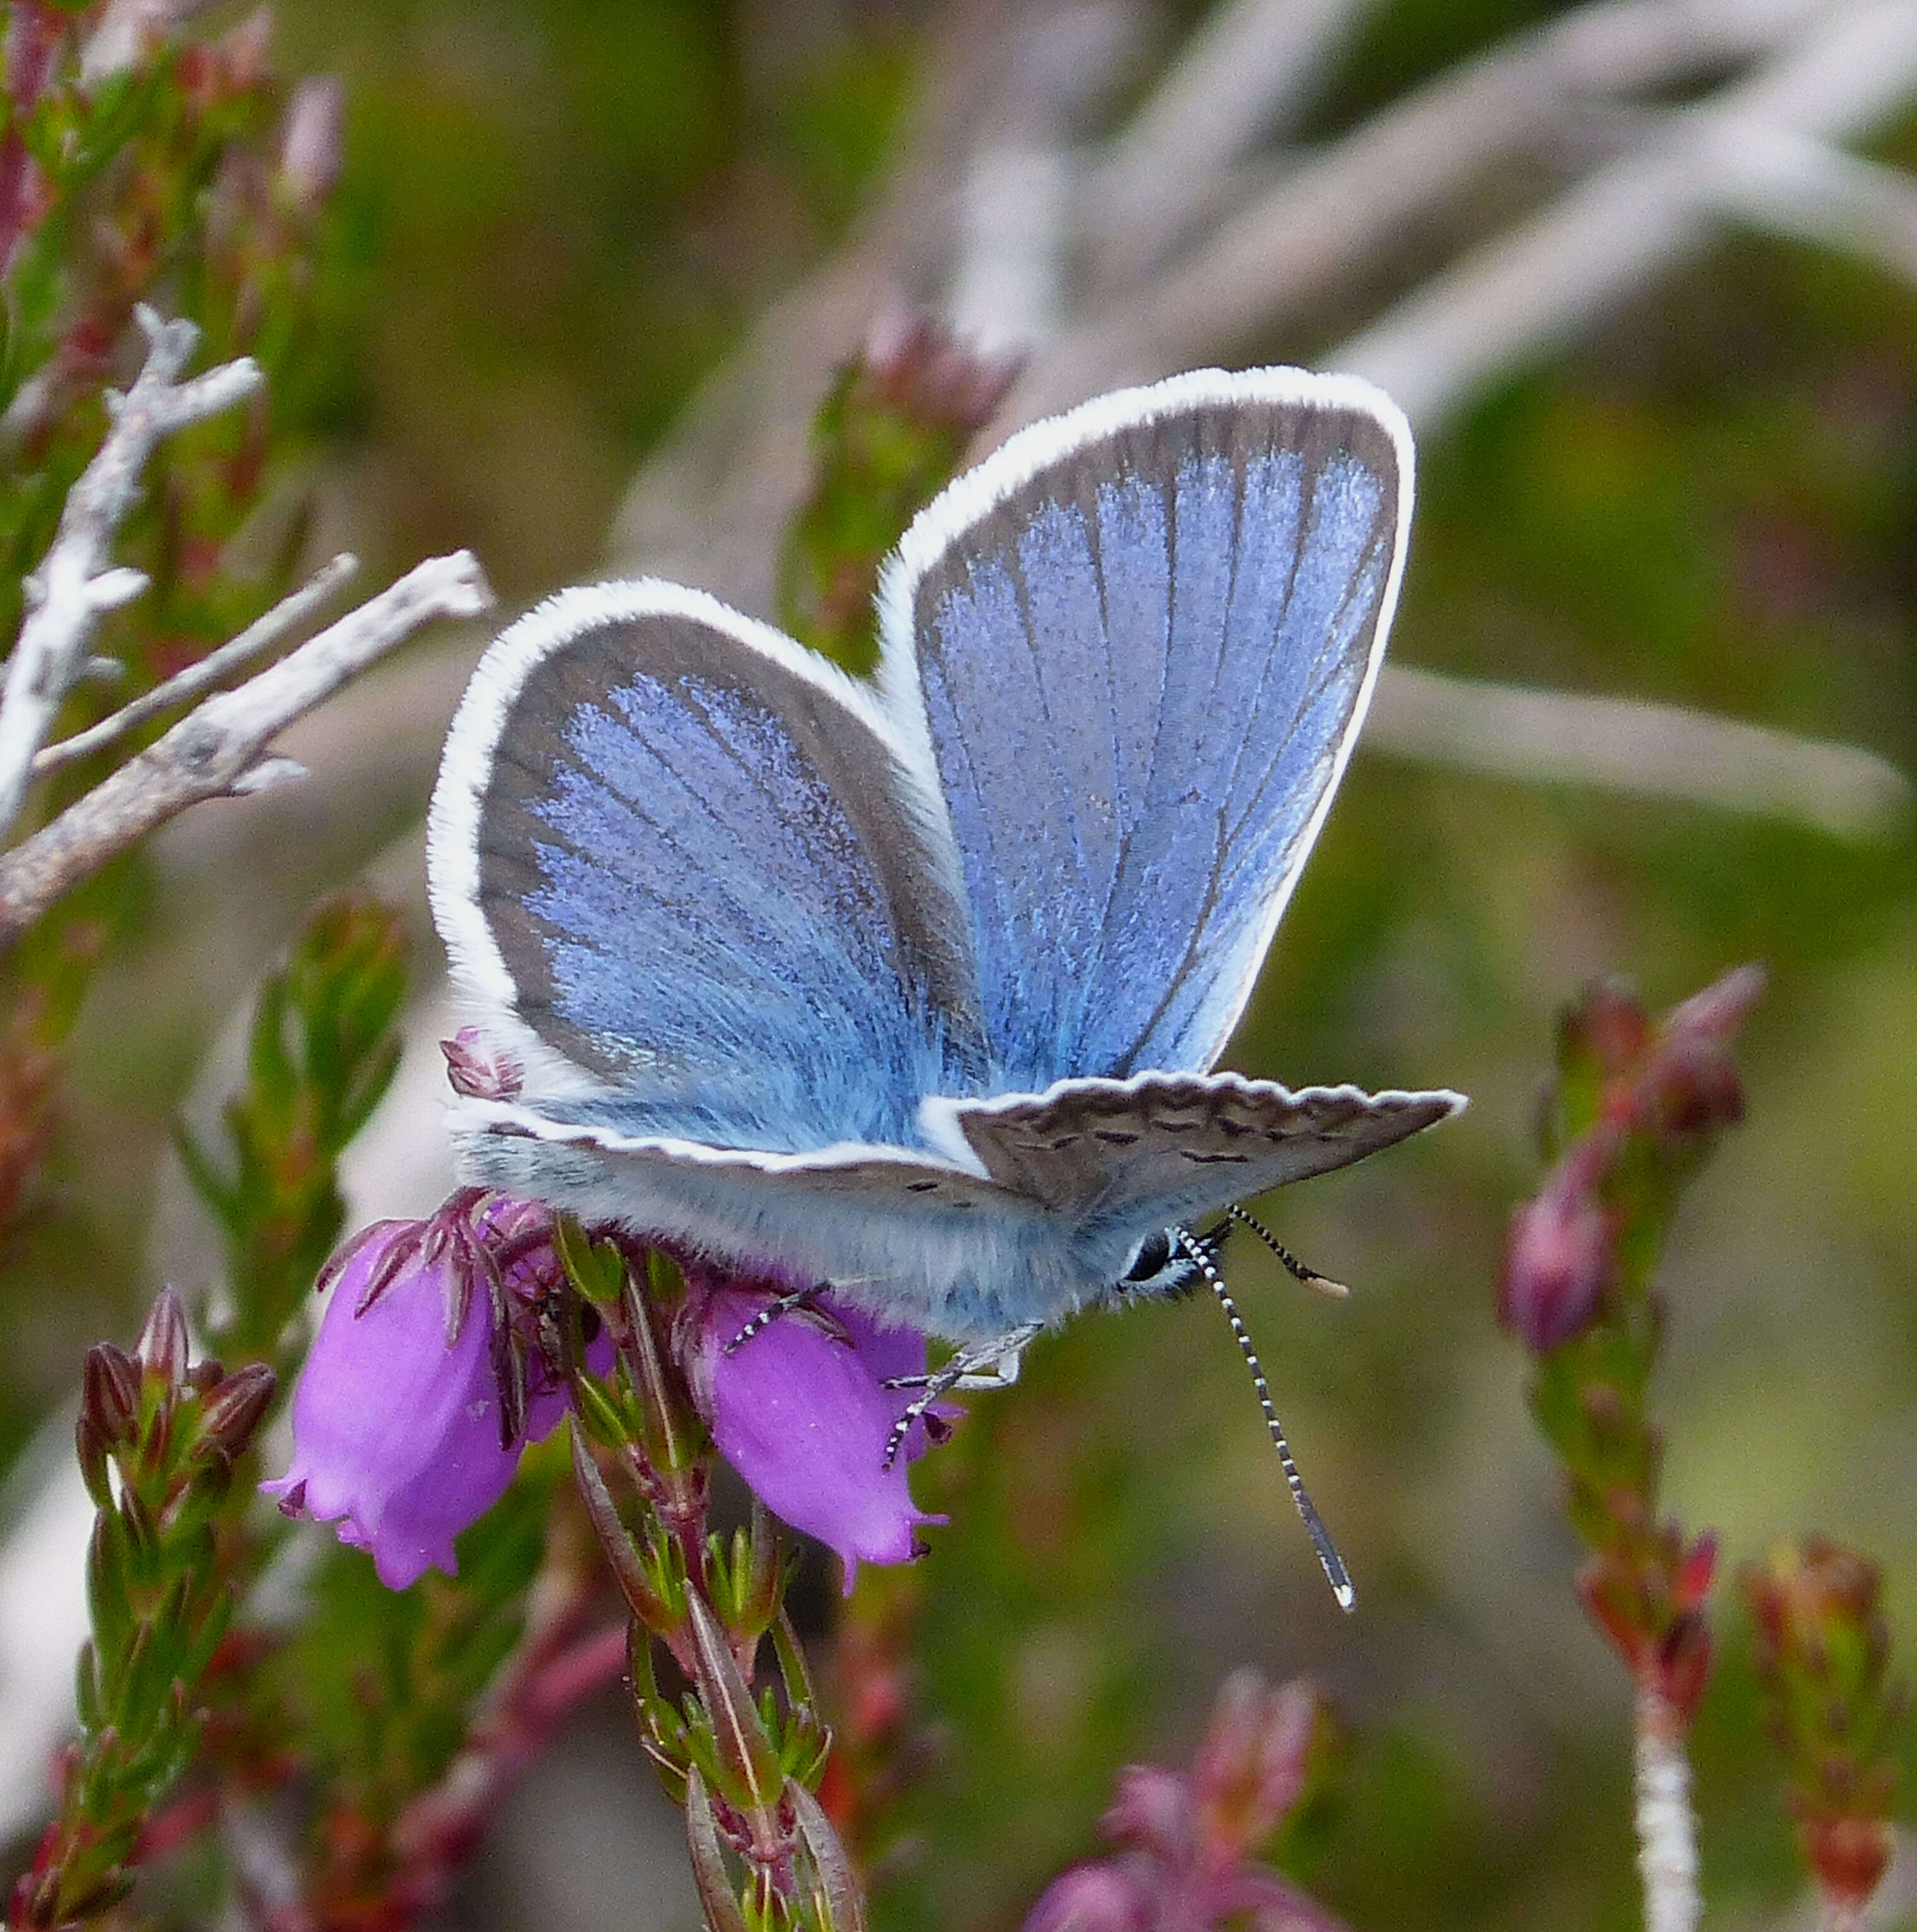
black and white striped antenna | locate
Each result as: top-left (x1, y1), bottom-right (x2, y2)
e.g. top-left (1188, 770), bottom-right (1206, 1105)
top-left (1174, 1225), bottom-right (1355, 1612)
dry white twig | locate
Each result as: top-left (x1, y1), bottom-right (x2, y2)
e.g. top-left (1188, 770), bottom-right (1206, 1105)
top-left (948, 3), bottom-right (1139, 352)
top-left (0, 307), bottom-right (262, 842)
top-left (593, 0), bottom-right (1917, 842)
top-left (1020, 0), bottom-right (1834, 418)
top-left (1088, 0), bottom-right (1379, 285)
top-left (0, 551), bottom-right (493, 938)
top-left (1636, 1691), bottom-right (1703, 1932)
top-left (952, 145), bottom-right (1077, 353)
top-left (1366, 666), bottom-right (1911, 841)
top-left (32, 553), bottom-right (360, 776)
top-left (1334, 0), bottom-right (1917, 428)
top-left (1703, 118), bottom-right (1917, 287)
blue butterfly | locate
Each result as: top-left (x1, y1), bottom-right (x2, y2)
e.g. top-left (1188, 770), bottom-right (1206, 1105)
top-left (427, 367), bottom-right (1463, 1602)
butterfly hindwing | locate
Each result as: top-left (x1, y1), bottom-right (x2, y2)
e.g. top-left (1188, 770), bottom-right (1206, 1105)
top-left (428, 581), bottom-right (987, 1155)
top-left (879, 369), bottom-right (1412, 1088)
top-left (926, 1073), bottom-right (1463, 1272)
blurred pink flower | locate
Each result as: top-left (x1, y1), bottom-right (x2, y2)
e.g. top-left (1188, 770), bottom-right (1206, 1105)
top-left (1499, 1130), bottom-right (1617, 1354)
top-left (1025, 1674), bottom-right (1349, 1932)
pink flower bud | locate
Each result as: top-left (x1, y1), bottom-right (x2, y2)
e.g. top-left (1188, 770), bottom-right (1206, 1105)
top-left (1499, 1153), bottom-right (1614, 1353)
top-left (440, 1026), bottom-right (523, 1100)
top-left (1191, 1672), bottom-right (1318, 1861)
top-left (1022, 1864), bottom-right (1149, 1932)
top-left (279, 76), bottom-right (344, 214)
top-left (1103, 1766), bottom-right (1197, 1865)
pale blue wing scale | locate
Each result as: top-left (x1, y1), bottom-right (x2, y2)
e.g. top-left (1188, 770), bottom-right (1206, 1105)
top-left (880, 369), bottom-right (1410, 1087)
top-left (429, 583), bottom-right (986, 1157)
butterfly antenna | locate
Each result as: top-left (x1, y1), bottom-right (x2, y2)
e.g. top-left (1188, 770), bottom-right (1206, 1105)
top-left (1226, 1204), bottom-right (1349, 1299)
top-left (1173, 1226), bottom-right (1355, 1613)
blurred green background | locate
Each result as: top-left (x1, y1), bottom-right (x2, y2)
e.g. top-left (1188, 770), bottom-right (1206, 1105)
top-left (6, 1), bottom-right (1916, 1928)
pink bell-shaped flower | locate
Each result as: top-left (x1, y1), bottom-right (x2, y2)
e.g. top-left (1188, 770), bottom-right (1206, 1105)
top-left (263, 1193), bottom-right (576, 1589)
top-left (685, 1277), bottom-right (958, 1591)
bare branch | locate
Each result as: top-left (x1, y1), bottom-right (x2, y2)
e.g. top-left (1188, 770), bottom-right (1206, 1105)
top-left (1017, 0), bottom-right (1835, 420)
top-left (1635, 1691), bottom-right (1702, 1932)
top-left (1366, 665), bottom-right (1911, 842)
top-left (33, 554), bottom-right (359, 776)
top-left (604, 1), bottom-right (1025, 610)
top-left (1702, 118), bottom-right (1917, 285)
top-left (1333, 1), bottom-right (1917, 429)
top-left (1088, 0), bottom-right (1381, 287)
top-left (587, 0), bottom-right (1916, 846)
top-left (0, 308), bottom-right (262, 841)
top-left (948, 3), bottom-right (1139, 352)
top-left (0, 552), bottom-right (493, 939)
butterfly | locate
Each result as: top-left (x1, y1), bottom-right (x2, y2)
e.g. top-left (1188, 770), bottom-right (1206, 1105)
top-left (427, 366), bottom-right (1464, 1602)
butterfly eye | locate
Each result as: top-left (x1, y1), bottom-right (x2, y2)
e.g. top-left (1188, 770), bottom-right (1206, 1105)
top-left (1121, 1229), bottom-right (1175, 1285)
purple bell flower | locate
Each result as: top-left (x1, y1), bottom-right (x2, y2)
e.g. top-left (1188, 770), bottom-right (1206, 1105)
top-left (685, 1277), bottom-right (957, 1590)
top-left (263, 1193), bottom-right (579, 1589)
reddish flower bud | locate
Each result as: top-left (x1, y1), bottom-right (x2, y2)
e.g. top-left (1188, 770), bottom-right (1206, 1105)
top-left (81, 1345), bottom-right (141, 1448)
top-left (199, 1363), bottom-right (277, 1459)
top-left (860, 302), bottom-right (1022, 434)
top-left (1499, 1148), bottom-right (1614, 1352)
top-left (1661, 962), bottom-right (1766, 1049)
top-left (1103, 1766), bottom-right (1196, 1865)
top-left (1560, 979), bottom-right (1650, 1082)
top-left (1654, 1609), bottom-right (1714, 1728)
top-left (1800, 1814), bottom-right (1894, 1909)
top-left (1646, 1037), bottom-right (1746, 1142)
top-left (1577, 1560), bottom-right (1653, 1677)
top-left (1023, 1863), bottom-right (1149, 1932)
top-left (1191, 1672), bottom-right (1317, 1861)
top-left (440, 1026), bottom-right (522, 1101)
top-left (1640, 963), bottom-right (1764, 1145)
top-left (1674, 1532), bottom-right (1718, 1614)
top-left (135, 1291), bottom-right (189, 1388)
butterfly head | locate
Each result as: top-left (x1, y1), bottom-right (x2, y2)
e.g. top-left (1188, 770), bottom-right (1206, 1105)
top-left (1112, 1221), bottom-right (1228, 1300)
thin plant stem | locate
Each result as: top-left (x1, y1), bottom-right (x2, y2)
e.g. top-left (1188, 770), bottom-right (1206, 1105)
top-left (1635, 1688), bottom-right (1702, 1932)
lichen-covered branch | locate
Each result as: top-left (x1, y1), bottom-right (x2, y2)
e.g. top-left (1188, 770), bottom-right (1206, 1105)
top-left (32, 555), bottom-right (360, 778)
top-left (1635, 1690), bottom-right (1702, 1932)
top-left (0, 552), bottom-right (493, 938)
top-left (0, 308), bottom-right (262, 841)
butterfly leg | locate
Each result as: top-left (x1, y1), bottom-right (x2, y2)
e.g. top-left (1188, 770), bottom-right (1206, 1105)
top-left (880, 1323), bottom-right (1044, 1468)
top-left (723, 1280), bottom-right (834, 1355)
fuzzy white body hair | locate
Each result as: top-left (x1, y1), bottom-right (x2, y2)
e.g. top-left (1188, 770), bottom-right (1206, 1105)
top-left (449, 1097), bottom-right (1100, 1338)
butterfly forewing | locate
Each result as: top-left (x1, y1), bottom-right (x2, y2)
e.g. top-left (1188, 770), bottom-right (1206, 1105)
top-left (880, 370), bottom-right (1411, 1090)
top-left (429, 582), bottom-right (986, 1156)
